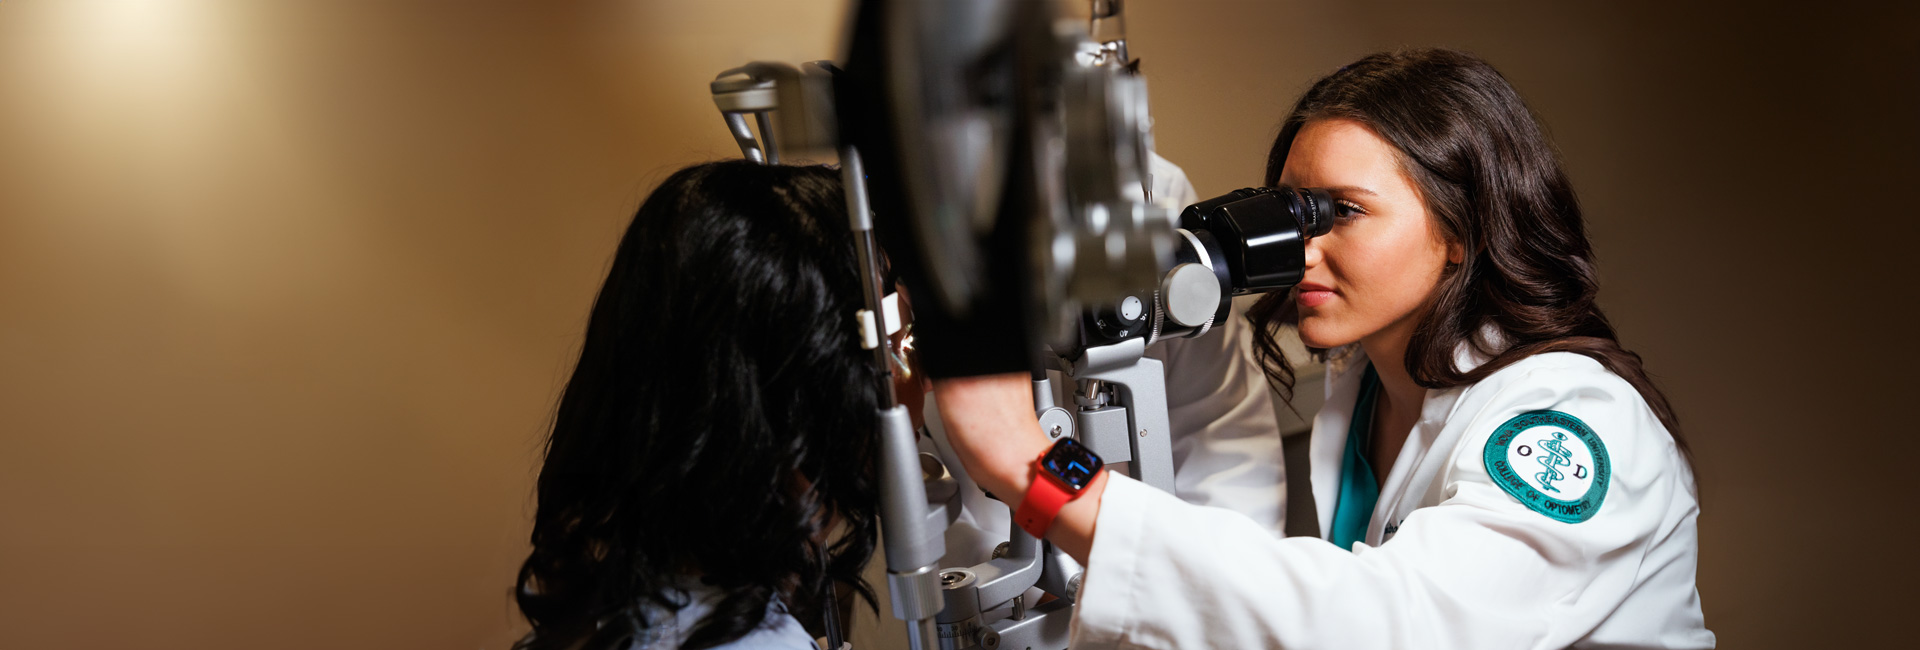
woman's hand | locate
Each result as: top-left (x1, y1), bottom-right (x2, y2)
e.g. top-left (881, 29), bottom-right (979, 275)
top-left (930, 373), bottom-right (1052, 502)
top-left (933, 372), bottom-right (1107, 564)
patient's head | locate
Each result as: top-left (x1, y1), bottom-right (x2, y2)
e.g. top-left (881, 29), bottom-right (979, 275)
top-left (516, 161), bottom-right (880, 650)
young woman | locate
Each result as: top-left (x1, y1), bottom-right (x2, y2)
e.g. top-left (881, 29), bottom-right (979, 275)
top-left (513, 161), bottom-right (899, 650)
top-left (933, 49), bottom-right (1714, 648)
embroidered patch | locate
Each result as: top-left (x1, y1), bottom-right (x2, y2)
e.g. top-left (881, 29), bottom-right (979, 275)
top-left (1482, 410), bottom-right (1610, 523)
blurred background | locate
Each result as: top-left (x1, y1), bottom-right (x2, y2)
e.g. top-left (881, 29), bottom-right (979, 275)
top-left (1, 1), bottom-right (1913, 648)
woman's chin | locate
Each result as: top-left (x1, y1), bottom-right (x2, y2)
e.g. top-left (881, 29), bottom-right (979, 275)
top-left (1296, 318), bottom-right (1358, 350)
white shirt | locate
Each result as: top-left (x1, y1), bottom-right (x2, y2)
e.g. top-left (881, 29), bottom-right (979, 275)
top-left (1069, 349), bottom-right (1714, 649)
top-left (523, 583), bottom-right (817, 650)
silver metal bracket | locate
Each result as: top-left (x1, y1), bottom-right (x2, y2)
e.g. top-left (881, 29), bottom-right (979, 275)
top-left (1071, 339), bottom-right (1175, 492)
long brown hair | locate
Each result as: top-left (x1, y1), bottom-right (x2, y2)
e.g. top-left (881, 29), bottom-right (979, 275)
top-left (1249, 48), bottom-right (1688, 452)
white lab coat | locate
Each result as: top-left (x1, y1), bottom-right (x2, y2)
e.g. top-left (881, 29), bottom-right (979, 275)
top-left (1068, 347), bottom-right (1714, 649)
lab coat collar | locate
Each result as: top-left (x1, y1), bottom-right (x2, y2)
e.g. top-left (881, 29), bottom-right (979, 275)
top-left (1304, 329), bottom-right (1502, 540)
top-left (1452, 324), bottom-right (1507, 375)
top-left (1307, 348), bottom-right (1368, 538)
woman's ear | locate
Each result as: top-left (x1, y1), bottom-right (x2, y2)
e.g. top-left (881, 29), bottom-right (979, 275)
top-left (1447, 239), bottom-right (1466, 265)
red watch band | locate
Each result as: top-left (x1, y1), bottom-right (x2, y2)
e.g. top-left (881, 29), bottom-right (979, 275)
top-left (1015, 459), bottom-right (1077, 538)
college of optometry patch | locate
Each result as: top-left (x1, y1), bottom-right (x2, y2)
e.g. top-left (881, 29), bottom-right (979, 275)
top-left (1482, 410), bottom-right (1611, 523)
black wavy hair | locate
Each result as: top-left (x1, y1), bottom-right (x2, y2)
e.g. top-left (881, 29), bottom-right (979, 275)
top-left (514, 161), bottom-right (880, 650)
top-left (1249, 48), bottom-right (1687, 451)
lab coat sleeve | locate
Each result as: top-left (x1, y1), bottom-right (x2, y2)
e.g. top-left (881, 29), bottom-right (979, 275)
top-left (1069, 359), bottom-right (1700, 650)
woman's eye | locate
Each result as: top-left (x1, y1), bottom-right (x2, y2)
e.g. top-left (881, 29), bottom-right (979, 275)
top-left (1334, 200), bottom-right (1366, 220)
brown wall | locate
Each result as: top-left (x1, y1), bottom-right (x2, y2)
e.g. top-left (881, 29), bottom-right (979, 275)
top-left (0, 2), bottom-right (849, 647)
top-left (0, 1), bottom-right (1911, 648)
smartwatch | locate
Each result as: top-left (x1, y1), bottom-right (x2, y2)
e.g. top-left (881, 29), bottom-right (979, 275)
top-left (1014, 437), bottom-right (1105, 538)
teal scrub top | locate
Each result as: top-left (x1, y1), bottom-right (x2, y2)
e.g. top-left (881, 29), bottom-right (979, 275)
top-left (1330, 363), bottom-right (1382, 550)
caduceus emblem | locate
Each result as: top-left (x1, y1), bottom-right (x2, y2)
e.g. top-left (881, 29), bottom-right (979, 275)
top-left (1534, 431), bottom-right (1575, 493)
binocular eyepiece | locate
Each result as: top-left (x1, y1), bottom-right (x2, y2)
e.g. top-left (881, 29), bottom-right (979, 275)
top-left (1084, 185), bottom-right (1337, 346)
top-left (1179, 185), bottom-right (1337, 293)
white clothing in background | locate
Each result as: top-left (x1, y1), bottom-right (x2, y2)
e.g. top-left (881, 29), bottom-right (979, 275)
top-left (632, 584), bottom-right (815, 650)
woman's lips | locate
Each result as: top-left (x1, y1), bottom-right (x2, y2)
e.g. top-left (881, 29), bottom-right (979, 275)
top-left (1296, 283), bottom-right (1336, 308)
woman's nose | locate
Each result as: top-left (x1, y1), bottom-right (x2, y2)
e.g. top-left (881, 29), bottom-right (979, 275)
top-left (1303, 235), bottom-right (1325, 268)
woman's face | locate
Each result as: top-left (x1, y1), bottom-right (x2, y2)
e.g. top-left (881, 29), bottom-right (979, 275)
top-left (887, 283), bottom-right (930, 428)
top-left (1278, 118), bottom-right (1460, 350)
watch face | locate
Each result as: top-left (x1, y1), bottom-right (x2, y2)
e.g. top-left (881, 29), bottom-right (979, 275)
top-left (1041, 438), bottom-right (1104, 491)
